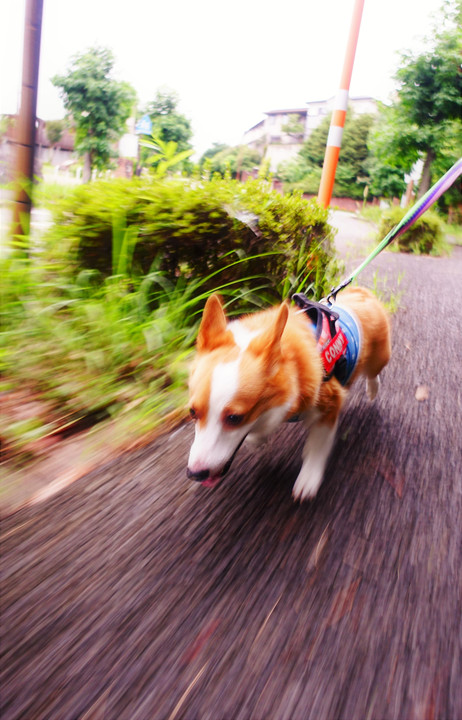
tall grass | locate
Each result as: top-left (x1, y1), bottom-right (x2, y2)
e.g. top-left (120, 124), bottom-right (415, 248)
top-left (1, 221), bottom-right (326, 466)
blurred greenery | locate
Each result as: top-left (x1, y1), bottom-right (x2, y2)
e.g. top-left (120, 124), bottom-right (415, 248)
top-left (275, 2), bottom-right (461, 206)
top-left (52, 46), bottom-right (137, 181)
top-left (44, 175), bottom-right (337, 300)
top-left (279, 112), bottom-right (375, 200)
top-left (1, 175), bottom-right (338, 466)
top-left (366, 1), bottom-right (461, 202)
top-left (138, 89), bottom-right (193, 175)
top-left (199, 144), bottom-right (263, 178)
top-left (139, 134), bottom-right (194, 178)
top-left (377, 206), bottom-right (449, 256)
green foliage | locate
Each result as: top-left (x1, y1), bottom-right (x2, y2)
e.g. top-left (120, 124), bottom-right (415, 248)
top-left (378, 207), bottom-right (448, 255)
top-left (366, 111), bottom-right (409, 199)
top-left (137, 89), bottom-right (193, 174)
top-left (0, 253), bottom-right (198, 461)
top-left (280, 111), bottom-right (375, 199)
top-left (299, 114), bottom-right (330, 168)
top-left (199, 144), bottom-right (263, 178)
top-left (282, 167), bottom-right (322, 196)
top-left (1, 181), bottom-right (338, 464)
top-left (45, 176), bottom-right (338, 302)
top-left (52, 47), bottom-right (137, 179)
top-left (45, 119), bottom-right (65, 147)
top-left (0, 114), bottom-right (15, 138)
top-left (333, 114), bottom-right (374, 197)
top-left (397, 27), bottom-right (462, 128)
top-left (139, 133), bottom-right (194, 177)
top-left (369, 270), bottom-right (405, 315)
top-left (424, 121), bottom-right (462, 212)
top-left (281, 115), bottom-right (305, 137)
top-left (33, 179), bottom-right (75, 208)
top-left (358, 205), bottom-right (383, 225)
top-left (369, 2), bottom-right (462, 198)
top-left (200, 143), bottom-right (229, 163)
top-left (142, 88), bottom-right (192, 154)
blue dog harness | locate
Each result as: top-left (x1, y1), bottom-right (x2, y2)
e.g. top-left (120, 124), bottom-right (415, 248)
top-left (292, 293), bottom-right (361, 386)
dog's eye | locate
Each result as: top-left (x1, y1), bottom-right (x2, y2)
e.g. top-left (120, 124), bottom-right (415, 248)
top-left (189, 408), bottom-right (197, 420)
top-left (224, 413), bottom-right (244, 427)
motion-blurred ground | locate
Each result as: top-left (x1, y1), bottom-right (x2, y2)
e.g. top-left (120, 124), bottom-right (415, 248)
top-left (1, 213), bottom-right (461, 720)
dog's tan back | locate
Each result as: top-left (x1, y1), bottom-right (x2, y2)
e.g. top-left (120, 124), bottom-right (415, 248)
top-left (335, 286), bottom-right (391, 383)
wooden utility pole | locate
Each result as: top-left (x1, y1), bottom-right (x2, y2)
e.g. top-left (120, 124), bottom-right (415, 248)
top-left (11, 0), bottom-right (44, 241)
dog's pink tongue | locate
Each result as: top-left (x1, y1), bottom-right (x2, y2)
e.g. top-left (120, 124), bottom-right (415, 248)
top-left (201, 476), bottom-right (221, 489)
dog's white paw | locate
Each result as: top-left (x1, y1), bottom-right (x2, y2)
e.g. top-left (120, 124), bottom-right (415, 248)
top-left (292, 466), bottom-right (323, 502)
top-left (366, 375), bottom-right (380, 400)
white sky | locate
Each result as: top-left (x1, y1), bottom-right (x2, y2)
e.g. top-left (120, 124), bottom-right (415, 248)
top-left (1, 0), bottom-right (444, 156)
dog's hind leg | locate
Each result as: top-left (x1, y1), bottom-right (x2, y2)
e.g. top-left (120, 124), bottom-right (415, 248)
top-left (366, 375), bottom-right (380, 400)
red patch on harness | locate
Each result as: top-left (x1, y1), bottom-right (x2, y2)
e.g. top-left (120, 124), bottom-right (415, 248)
top-left (320, 328), bottom-right (348, 374)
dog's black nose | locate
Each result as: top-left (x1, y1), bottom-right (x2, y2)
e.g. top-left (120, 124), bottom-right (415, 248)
top-left (186, 468), bottom-right (210, 482)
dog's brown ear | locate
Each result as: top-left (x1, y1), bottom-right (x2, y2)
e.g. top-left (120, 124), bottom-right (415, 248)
top-left (267, 302), bottom-right (289, 365)
top-left (250, 302), bottom-right (289, 368)
top-left (268, 302), bottom-right (289, 345)
top-left (197, 294), bottom-right (228, 351)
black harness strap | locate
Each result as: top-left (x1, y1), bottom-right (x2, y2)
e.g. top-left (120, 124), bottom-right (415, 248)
top-left (292, 293), bottom-right (349, 384)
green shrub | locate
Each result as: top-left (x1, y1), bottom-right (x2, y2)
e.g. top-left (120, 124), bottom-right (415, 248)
top-left (2, 177), bottom-right (339, 466)
top-left (0, 253), bottom-right (267, 464)
top-left (377, 206), bottom-right (447, 255)
top-left (45, 176), bottom-right (338, 301)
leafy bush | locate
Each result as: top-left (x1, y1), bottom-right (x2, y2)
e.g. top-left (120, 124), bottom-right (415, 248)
top-left (377, 206), bottom-right (447, 255)
top-left (2, 177), bottom-right (339, 466)
top-left (0, 251), bottom-right (286, 465)
top-left (45, 175), bottom-right (338, 300)
top-left (282, 168), bottom-right (322, 196)
top-left (199, 144), bottom-right (262, 177)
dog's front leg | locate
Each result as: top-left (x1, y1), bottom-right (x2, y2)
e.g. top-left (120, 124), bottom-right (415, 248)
top-left (246, 432), bottom-right (268, 448)
top-left (292, 413), bottom-right (338, 501)
top-left (247, 404), bottom-right (295, 448)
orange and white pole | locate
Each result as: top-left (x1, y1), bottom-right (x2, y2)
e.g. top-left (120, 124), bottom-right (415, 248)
top-left (317, 0), bottom-right (365, 208)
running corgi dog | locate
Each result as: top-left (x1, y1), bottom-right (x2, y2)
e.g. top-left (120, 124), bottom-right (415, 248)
top-left (187, 288), bottom-right (391, 501)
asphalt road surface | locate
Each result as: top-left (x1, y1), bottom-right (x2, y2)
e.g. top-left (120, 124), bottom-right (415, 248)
top-left (2, 217), bottom-right (462, 720)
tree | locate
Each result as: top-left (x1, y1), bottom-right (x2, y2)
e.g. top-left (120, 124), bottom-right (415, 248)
top-left (280, 111), bottom-right (375, 199)
top-left (299, 114), bottom-right (331, 167)
top-left (366, 156), bottom-right (407, 200)
top-left (137, 89), bottom-right (193, 173)
top-left (200, 144), bottom-right (262, 178)
top-left (281, 114), bottom-right (305, 138)
top-left (144, 89), bottom-right (192, 151)
top-left (200, 143), bottom-right (229, 163)
top-left (52, 47), bottom-right (136, 181)
top-left (370, 1), bottom-right (462, 197)
top-left (331, 113), bottom-right (375, 197)
top-left (45, 119), bottom-right (65, 147)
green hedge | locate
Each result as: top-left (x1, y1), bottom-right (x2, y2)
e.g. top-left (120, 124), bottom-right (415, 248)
top-left (46, 176), bottom-right (338, 300)
top-left (378, 206), bottom-right (447, 255)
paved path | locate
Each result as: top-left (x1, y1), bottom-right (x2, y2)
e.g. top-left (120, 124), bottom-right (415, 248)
top-left (2, 218), bottom-right (461, 720)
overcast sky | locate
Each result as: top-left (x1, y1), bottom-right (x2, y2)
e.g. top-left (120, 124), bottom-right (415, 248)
top-left (1, 0), bottom-right (445, 156)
